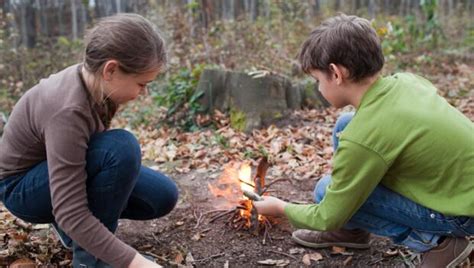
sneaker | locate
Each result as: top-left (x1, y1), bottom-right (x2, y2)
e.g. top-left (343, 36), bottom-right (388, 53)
top-left (50, 223), bottom-right (73, 250)
top-left (292, 228), bottom-right (371, 249)
top-left (419, 237), bottom-right (472, 268)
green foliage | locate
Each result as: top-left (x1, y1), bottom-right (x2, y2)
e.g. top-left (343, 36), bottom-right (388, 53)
top-left (153, 64), bottom-right (207, 131)
top-left (243, 149), bottom-right (256, 159)
top-left (258, 145), bottom-right (269, 158)
top-left (213, 133), bottom-right (229, 148)
top-left (376, 0), bottom-right (445, 56)
top-left (229, 108), bottom-right (246, 132)
top-left (419, 0), bottom-right (444, 48)
top-left (463, 25), bottom-right (474, 50)
top-left (379, 20), bottom-right (409, 55)
top-left (186, 0), bottom-right (199, 12)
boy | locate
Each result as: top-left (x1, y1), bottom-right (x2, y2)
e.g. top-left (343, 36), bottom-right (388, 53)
top-left (253, 14), bottom-right (473, 267)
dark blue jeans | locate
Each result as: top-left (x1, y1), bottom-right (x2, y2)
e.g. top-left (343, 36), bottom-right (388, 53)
top-left (315, 113), bottom-right (474, 252)
top-left (0, 129), bottom-right (179, 267)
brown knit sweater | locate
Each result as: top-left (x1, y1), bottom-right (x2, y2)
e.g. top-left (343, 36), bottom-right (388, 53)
top-left (0, 64), bottom-right (135, 267)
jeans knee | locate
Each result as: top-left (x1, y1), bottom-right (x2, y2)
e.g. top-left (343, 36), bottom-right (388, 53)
top-left (101, 129), bottom-right (141, 175)
top-left (87, 129), bottom-right (142, 192)
top-left (110, 129), bottom-right (141, 164)
top-left (313, 175), bottom-right (332, 203)
top-left (160, 181), bottom-right (179, 217)
top-left (334, 112), bottom-right (355, 132)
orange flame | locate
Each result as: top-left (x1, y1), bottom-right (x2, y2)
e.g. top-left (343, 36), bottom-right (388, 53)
top-left (208, 161), bottom-right (265, 227)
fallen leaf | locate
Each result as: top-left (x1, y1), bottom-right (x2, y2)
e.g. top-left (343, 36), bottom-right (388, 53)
top-left (289, 247), bottom-right (305, 254)
top-left (302, 254), bottom-right (311, 266)
top-left (174, 252), bottom-right (184, 264)
top-left (191, 233), bottom-right (201, 241)
top-left (331, 246), bottom-right (353, 256)
top-left (32, 224), bottom-right (50, 230)
top-left (257, 259), bottom-right (290, 266)
top-left (185, 252), bottom-right (194, 266)
top-left (343, 256), bottom-right (353, 266)
top-left (302, 252), bottom-right (323, 265)
top-left (384, 248), bottom-right (399, 257)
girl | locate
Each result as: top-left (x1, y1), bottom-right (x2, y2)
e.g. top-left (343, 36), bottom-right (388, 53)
top-left (0, 13), bottom-right (177, 268)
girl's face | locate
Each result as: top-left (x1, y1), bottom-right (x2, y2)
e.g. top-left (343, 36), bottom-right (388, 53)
top-left (103, 61), bottom-right (161, 105)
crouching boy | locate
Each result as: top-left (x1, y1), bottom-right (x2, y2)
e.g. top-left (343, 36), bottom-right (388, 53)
top-left (254, 14), bottom-right (473, 268)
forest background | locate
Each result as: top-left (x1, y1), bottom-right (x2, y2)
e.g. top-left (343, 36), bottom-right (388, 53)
top-left (0, 0), bottom-right (473, 267)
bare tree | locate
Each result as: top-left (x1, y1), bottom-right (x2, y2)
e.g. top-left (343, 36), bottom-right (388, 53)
top-left (71, 0), bottom-right (77, 40)
top-left (222, 0), bottom-right (234, 21)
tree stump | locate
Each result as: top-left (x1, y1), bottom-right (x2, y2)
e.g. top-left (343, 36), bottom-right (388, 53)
top-left (197, 68), bottom-right (328, 132)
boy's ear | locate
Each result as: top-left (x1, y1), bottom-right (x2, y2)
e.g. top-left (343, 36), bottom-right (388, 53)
top-left (329, 63), bottom-right (343, 85)
top-left (329, 64), bottom-right (349, 85)
top-left (102, 60), bottom-right (120, 81)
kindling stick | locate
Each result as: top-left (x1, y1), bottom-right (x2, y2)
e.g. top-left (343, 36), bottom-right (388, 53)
top-left (242, 189), bottom-right (263, 201)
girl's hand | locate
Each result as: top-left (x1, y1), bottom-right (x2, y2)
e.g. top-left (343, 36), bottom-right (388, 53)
top-left (252, 196), bottom-right (288, 217)
top-left (129, 253), bottom-right (163, 268)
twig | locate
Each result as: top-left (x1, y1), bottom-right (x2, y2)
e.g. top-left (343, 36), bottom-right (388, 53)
top-left (193, 209), bottom-right (203, 228)
top-left (239, 178), bottom-right (255, 188)
top-left (14, 218), bottom-right (31, 230)
top-left (262, 219), bottom-right (273, 244)
top-left (193, 252), bottom-right (226, 263)
top-left (209, 208), bottom-right (237, 223)
top-left (261, 178), bottom-right (291, 194)
top-left (263, 225), bottom-right (269, 245)
top-left (195, 208), bottom-right (234, 228)
top-left (267, 249), bottom-right (298, 260)
top-left (367, 257), bottom-right (384, 266)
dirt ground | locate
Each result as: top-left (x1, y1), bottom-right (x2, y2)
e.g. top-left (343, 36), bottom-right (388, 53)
top-left (115, 169), bottom-right (409, 267)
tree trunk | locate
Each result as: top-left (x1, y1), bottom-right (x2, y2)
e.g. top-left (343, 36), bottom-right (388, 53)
top-left (20, 3), bottom-right (28, 47)
top-left (2, 0), bottom-right (11, 14)
top-left (311, 0), bottom-right (320, 16)
top-left (334, 0), bottom-right (341, 12)
top-left (71, 0), bottom-right (77, 40)
top-left (57, 0), bottom-right (65, 36)
top-left (263, 0), bottom-right (270, 18)
top-left (368, 0), bottom-right (376, 17)
top-left (222, 0), bottom-right (234, 21)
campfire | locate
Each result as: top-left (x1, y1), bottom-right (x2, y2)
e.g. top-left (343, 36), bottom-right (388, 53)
top-left (206, 157), bottom-right (283, 244)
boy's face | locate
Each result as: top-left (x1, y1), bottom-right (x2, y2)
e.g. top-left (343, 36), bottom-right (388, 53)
top-left (309, 69), bottom-right (347, 108)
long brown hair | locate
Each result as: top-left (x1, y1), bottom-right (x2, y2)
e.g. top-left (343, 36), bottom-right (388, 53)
top-left (83, 13), bottom-right (167, 103)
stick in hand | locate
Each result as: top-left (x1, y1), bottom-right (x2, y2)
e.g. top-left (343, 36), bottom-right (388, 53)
top-left (243, 189), bottom-right (263, 201)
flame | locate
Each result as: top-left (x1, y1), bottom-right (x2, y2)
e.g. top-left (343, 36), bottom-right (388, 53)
top-left (208, 161), bottom-right (265, 227)
top-left (207, 164), bottom-right (240, 209)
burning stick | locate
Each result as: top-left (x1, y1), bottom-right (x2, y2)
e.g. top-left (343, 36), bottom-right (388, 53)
top-left (242, 189), bottom-right (263, 201)
top-left (254, 157), bottom-right (269, 195)
top-left (206, 158), bottom-right (278, 240)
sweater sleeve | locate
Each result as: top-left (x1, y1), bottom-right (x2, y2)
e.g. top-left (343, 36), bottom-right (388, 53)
top-left (44, 107), bottom-right (136, 267)
top-left (284, 140), bottom-right (389, 231)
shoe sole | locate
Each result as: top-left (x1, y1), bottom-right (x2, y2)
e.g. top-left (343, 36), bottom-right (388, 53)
top-left (447, 242), bottom-right (473, 268)
top-left (50, 224), bottom-right (72, 250)
top-left (291, 232), bottom-right (370, 249)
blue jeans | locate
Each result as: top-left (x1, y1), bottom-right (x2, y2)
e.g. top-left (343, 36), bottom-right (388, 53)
top-left (315, 112), bottom-right (474, 252)
top-left (0, 129), bottom-right (179, 267)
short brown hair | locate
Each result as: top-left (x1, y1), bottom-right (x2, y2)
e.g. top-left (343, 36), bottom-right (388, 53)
top-left (298, 14), bottom-right (384, 82)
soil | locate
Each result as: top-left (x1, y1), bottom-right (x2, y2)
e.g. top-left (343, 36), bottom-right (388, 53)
top-left (115, 169), bottom-right (409, 267)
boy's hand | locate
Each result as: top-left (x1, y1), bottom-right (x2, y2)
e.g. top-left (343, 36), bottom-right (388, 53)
top-left (252, 196), bottom-right (288, 217)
